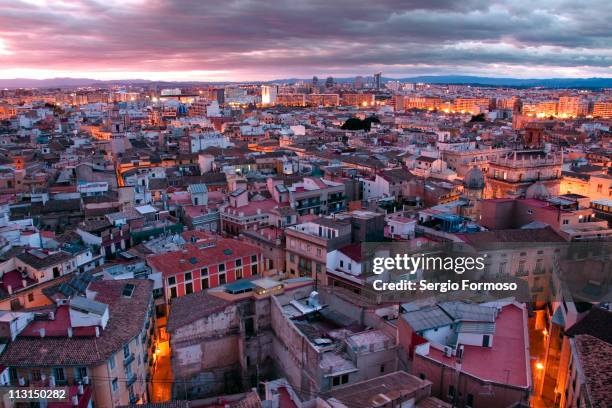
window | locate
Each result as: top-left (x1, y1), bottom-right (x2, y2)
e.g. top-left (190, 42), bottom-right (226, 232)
top-left (112, 378), bottom-right (118, 392)
top-left (563, 219), bottom-right (569, 225)
top-left (289, 254), bottom-right (295, 262)
top-left (466, 393), bottom-right (474, 407)
top-left (380, 364), bottom-right (385, 373)
top-left (219, 273), bottom-right (226, 285)
top-left (317, 248), bottom-right (322, 256)
top-left (236, 258), bottom-right (242, 267)
top-left (185, 272), bottom-right (192, 281)
top-left (419, 373), bottom-right (426, 380)
top-left (76, 367), bottom-right (87, 380)
top-left (448, 385), bottom-right (455, 398)
top-left (109, 355), bottom-right (116, 370)
top-left (218, 263), bottom-right (226, 272)
top-left (235, 268), bottom-right (243, 279)
top-left (54, 368), bottom-right (65, 382)
top-left (168, 276), bottom-right (176, 286)
top-left (169, 287), bottom-right (178, 299)
top-left (339, 260), bottom-right (344, 268)
top-left (332, 374), bottom-right (349, 387)
top-left (499, 262), bottom-right (507, 274)
top-left (9, 368), bottom-right (17, 383)
top-left (252, 264), bottom-right (258, 275)
top-left (202, 277), bottom-right (209, 290)
top-left (123, 344), bottom-right (131, 359)
top-left (251, 255), bottom-right (258, 263)
top-left (201, 267), bottom-right (208, 276)
top-left (185, 282), bottom-right (193, 295)
top-left (28, 293), bottom-right (34, 302)
top-left (517, 260), bottom-right (527, 276)
top-left (31, 369), bottom-right (42, 381)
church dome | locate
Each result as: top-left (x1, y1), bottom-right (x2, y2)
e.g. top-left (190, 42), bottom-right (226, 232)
top-left (464, 167), bottom-right (485, 189)
top-left (526, 182), bottom-right (551, 200)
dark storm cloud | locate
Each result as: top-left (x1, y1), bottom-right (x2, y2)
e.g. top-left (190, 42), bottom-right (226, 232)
top-left (0, 0), bottom-right (610, 78)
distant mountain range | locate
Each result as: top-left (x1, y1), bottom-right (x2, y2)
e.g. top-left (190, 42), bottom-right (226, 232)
top-left (1, 75), bottom-right (611, 89)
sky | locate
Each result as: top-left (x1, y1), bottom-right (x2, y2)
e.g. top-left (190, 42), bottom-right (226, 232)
top-left (0, 0), bottom-right (611, 81)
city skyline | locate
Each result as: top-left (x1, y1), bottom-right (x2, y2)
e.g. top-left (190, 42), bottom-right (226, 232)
top-left (1, 0), bottom-right (611, 81)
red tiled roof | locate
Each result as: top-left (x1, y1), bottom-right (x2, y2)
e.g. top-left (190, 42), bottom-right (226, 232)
top-left (147, 239), bottom-right (261, 277)
top-left (0, 279), bottom-right (153, 367)
top-left (572, 334), bottom-right (612, 407)
top-left (338, 243), bottom-right (363, 262)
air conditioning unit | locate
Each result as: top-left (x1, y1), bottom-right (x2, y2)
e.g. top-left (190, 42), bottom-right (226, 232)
top-left (444, 346), bottom-right (453, 357)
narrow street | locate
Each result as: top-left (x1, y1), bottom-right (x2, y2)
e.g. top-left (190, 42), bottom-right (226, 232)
top-left (529, 314), bottom-right (555, 408)
top-left (151, 338), bottom-right (173, 402)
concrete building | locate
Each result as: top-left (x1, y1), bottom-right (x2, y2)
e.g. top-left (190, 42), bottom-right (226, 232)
top-left (285, 218), bottom-right (352, 283)
top-left (399, 300), bottom-right (531, 408)
top-left (166, 278), bottom-right (313, 399)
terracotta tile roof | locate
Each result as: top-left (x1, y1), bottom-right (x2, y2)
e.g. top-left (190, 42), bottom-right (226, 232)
top-left (322, 371), bottom-right (430, 407)
top-left (566, 306), bottom-right (612, 344)
top-left (167, 291), bottom-right (232, 333)
top-left (573, 334), bottom-right (612, 407)
top-left (0, 279), bottom-right (152, 367)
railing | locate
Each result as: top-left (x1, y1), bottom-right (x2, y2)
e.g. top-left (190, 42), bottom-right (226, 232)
top-left (123, 353), bottom-right (135, 366)
top-left (126, 373), bottom-right (137, 387)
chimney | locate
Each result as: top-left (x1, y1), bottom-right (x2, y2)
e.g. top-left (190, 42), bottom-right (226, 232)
top-left (71, 395), bottom-right (79, 406)
top-left (95, 327), bottom-right (100, 337)
top-left (49, 376), bottom-right (56, 387)
top-left (49, 311), bottom-right (55, 320)
top-left (22, 279), bottom-right (27, 289)
top-left (67, 327), bottom-right (73, 338)
top-left (78, 383), bottom-right (84, 395)
top-left (7, 285), bottom-right (12, 295)
top-left (39, 328), bottom-right (46, 338)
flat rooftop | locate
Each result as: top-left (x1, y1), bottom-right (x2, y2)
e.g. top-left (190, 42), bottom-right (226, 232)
top-left (420, 303), bottom-right (529, 388)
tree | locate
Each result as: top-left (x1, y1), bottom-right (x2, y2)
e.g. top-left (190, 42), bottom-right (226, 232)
top-left (341, 116), bottom-right (380, 131)
top-left (469, 113), bottom-right (486, 122)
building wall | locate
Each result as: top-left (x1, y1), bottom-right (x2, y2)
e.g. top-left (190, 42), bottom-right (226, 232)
top-left (412, 355), bottom-right (529, 408)
top-left (270, 296), bottom-right (319, 398)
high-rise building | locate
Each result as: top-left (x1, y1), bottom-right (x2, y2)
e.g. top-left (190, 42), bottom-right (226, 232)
top-left (354, 76), bottom-right (364, 89)
top-left (593, 101), bottom-right (612, 118)
top-left (325, 76), bottom-right (334, 88)
top-left (261, 85), bottom-right (278, 105)
top-left (374, 72), bottom-right (382, 90)
top-left (558, 96), bottom-right (587, 117)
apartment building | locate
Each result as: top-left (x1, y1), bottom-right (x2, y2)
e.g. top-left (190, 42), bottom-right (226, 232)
top-left (399, 300), bottom-right (531, 408)
top-left (0, 279), bottom-right (155, 407)
top-left (285, 218), bottom-right (352, 284)
top-left (146, 236), bottom-right (263, 305)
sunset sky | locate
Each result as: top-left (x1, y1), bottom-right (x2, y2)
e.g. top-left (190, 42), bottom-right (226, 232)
top-left (0, 0), bottom-right (611, 81)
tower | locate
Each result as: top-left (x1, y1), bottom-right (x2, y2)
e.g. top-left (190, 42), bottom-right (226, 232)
top-left (374, 72), bottom-right (382, 91)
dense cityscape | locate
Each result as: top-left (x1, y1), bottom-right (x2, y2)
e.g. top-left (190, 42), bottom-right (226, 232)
top-left (0, 0), bottom-right (611, 407)
top-left (0, 75), bottom-right (609, 408)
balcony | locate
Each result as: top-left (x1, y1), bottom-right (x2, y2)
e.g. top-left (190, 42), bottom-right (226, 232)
top-left (123, 353), bottom-right (135, 366)
top-left (296, 199), bottom-right (321, 210)
top-left (127, 373), bottom-right (137, 387)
